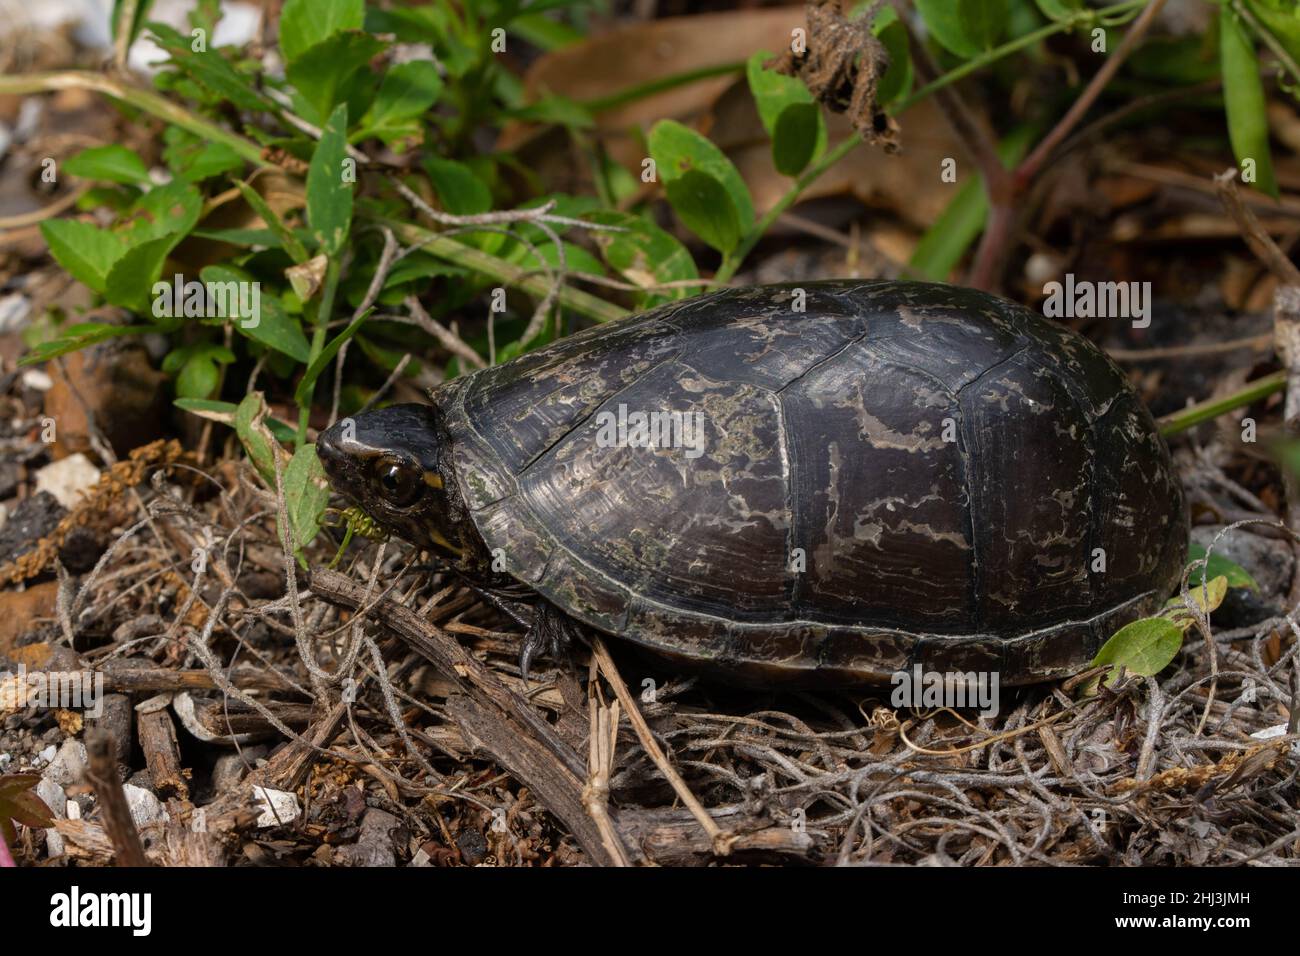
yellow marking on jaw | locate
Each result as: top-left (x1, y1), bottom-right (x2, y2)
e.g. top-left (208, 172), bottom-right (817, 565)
top-left (423, 471), bottom-right (444, 489)
top-left (425, 523), bottom-right (464, 556)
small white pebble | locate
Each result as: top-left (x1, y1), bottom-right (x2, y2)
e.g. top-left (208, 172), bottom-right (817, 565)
top-left (123, 784), bottom-right (168, 828)
top-left (0, 294), bottom-right (30, 333)
top-left (19, 368), bottom-right (53, 392)
top-left (35, 454), bottom-right (101, 509)
top-left (1024, 252), bottom-right (1062, 288)
top-left (253, 786), bottom-right (301, 828)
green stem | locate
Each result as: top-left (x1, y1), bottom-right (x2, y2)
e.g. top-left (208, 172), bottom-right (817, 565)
top-left (298, 259), bottom-right (341, 446)
top-left (379, 218), bottom-right (630, 324)
top-left (582, 62), bottom-right (746, 113)
top-left (0, 71), bottom-right (271, 167)
top-left (1157, 371), bottom-right (1285, 437)
top-left (113, 0), bottom-right (141, 69)
top-left (714, 134), bottom-right (863, 285)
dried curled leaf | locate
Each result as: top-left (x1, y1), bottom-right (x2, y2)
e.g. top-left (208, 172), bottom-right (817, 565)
top-left (770, 0), bottom-right (900, 150)
top-left (0, 774), bottom-right (56, 847)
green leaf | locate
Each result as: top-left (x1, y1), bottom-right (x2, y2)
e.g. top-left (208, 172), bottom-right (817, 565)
top-left (64, 145), bottom-right (151, 185)
top-left (356, 60), bottom-right (444, 143)
top-left (176, 353), bottom-right (220, 399)
top-left (40, 220), bottom-right (127, 294)
top-left (959, 0), bottom-right (1009, 51)
top-left (584, 210), bottom-right (699, 308)
top-left (918, 0), bottom-right (1007, 58)
top-left (1221, 3), bottom-right (1279, 198)
top-left (165, 135), bottom-right (244, 182)
top-left (1034, 0), bottom-right (1082, 21)
top-left (907, 174), bottom-right (987, 281)
top-left (294, 308), bottom-right (371, 407)
top-left (284, 443), bottom-right (331, 552)
top-left (200, 265), bottom-right (311, 362)
top-left (175, 398), bottom-right (297, 442)
top-left (307, 104), bottom-right (354, 255)
top-left (122, 181), bottom-right (203, 246)
top-left (174, 397), bottom-right (235, 420)
top-left (1184, 574), bottom-right (1229, 617)
top-left (746, 51), bottom-right (826, 177)
top-left (382, 252), bottom-right (465, 289)
top-left (1186, 543), bottom-right (1260, 592)
top-left (279, 0), bottom-right (364, 64)
top-left (20, 322), bottom-right (159, 365)
top-left (423, 158), bottom-right (493, 215)
top-left (872, 5), bottom-right (914, 108)
top-left (1092, 617), bottom-right (1184, 683)
top-left (286, 31), bottom-right (383, 124)
top-left (504, 238), bottom-right (605, 276)
top-left (235, 392), bottom-right (278, 483)
top-left (147, 22), bottom-right (273, 112)
top-left (506, 95), bottom-right (595, 129)
top-left (772, 104), bottom-right (822, 177)
top-left (235, 182), bottom-right (310, 264)
top-left (664, 170), bottom-right (742, 254)
top-left (104, 236), bottom-right (176, 312)
top-left (190, 226), bottom-right (279, 246)
top-left (649, 119), bottom-right (754, 230)
top-left (509, 12), bottom-right (584, 51)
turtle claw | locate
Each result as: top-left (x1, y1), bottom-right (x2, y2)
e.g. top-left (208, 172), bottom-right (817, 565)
top-left (519, 602), bottom-right (576, 684)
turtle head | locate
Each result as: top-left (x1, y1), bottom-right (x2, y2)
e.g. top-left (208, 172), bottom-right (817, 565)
top-left (317, 404), bottom-right (476, 564)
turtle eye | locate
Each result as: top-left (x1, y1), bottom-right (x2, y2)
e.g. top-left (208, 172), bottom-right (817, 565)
top-left (373, 457), bottom-right (422, 508)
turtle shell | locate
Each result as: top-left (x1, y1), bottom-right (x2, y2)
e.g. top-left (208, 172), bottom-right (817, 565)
top-left (434, 280), bottom-right (1187, 685)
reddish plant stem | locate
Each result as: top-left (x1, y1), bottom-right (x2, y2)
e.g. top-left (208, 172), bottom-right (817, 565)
top-left (964, 0), bottom-right (1169, 289)
top-left (968, 202), bottom-right (1018, 293)
top-left (1015, 0), bottom-right (1169, 189)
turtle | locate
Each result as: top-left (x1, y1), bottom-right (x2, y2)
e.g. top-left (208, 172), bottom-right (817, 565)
top-left (317, 279), bottom-right (1187, 687)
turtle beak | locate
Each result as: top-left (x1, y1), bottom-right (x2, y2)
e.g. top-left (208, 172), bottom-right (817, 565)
top-left (317, 420), bottom-right (366, 505)
top-left (316, 422), bottom-right (347, 481)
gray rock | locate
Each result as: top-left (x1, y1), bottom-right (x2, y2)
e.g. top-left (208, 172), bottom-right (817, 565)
top-left (1191, 525), bottom-right (1295, 626)
top-left (1191, 525), bottom-right (1294, 597)
top-left (210, 746), bottom-right (267, 795)
top-left (42, 738), bottom-right (87, 787)
top-left (36, 776), bottom-right (66, 858)
top-left (36, 776), bottom-right (65, 818)
top-left (122, 784), bottom-right (168, 828)
top-left (336, 808), bottom-right (401, 867)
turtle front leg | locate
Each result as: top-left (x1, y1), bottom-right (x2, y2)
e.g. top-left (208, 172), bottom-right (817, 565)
top-left (464, 581), bottom-right (579, 682)
top-left (520, 601), bottom-right (583, 684)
